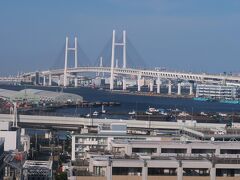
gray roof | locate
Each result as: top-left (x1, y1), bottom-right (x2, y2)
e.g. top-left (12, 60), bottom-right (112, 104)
top-left (0, 88), bottom-right (83, 103)
top-left (0, 88), bottom-right (18, 99)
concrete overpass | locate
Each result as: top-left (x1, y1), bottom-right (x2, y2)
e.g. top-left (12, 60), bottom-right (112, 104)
top-left (1, 113), bottom-right (240, 140)
top-left (0, 113), bottom-right (225, 130)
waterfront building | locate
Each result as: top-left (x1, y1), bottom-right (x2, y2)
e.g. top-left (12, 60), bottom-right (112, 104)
top-left (196, 84), bottom-right (237, 100)
top-left (22, 89), bottom-right (83, 103)
top-left (0, 88), bottom-right (83, 104)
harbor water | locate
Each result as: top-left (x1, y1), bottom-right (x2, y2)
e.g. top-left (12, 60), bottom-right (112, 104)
top-left (1, 85), bottom-right (240, 119)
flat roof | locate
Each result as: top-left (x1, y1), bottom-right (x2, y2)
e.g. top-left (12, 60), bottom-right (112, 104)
top-left (73, 133), bottom-right (165, 138)
top-left (92, 154), bottom-right (240, 164)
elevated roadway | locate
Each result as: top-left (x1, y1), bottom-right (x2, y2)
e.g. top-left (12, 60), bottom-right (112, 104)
top-left (1, 114), bottom-right (240, 140)
top-left (0, 77), bottom-right (25, 82)
top-left (0, 113), bottom-right (225, 130)
top-left (24, 66), bottom-right (240, 84)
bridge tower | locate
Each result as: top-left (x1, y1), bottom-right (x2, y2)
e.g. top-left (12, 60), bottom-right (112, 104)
top-left (63, 36), bottom-right (78, 87)
top-left (110, 30), bottom-right (127, 90)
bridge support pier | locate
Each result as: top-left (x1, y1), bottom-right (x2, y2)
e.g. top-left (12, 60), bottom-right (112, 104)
top-left (35, 72), bottom-right (39, 85)
top-left (137, 75), bottom-right (142, 92)
top-left (43, 76), bottom-right (46, 86)
top-left (149, 79), bottom-right (154, 92)
top-left (48, 74), bottom-right (52, 86)
top-left (168, 80), bottom-right (172, 95)
top-left (57, 76), bottom-right (61, 86)
top-left (189, 83), bottom-right (193, 95)
top-left (177, 82), bottom-right (182, 95)
top-left (122, 77), bottom-right (126, 91)
top-left (74, 74), bottom-right (78, 87)
top-left (156, 77), bottom-right (161, 94)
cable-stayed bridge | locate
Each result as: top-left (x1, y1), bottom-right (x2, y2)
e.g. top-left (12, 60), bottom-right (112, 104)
top-left (2, 30), bottom-right (240, 95)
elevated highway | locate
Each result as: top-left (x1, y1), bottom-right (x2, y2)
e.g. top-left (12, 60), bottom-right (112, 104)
top-left (0, 113), bottom-right (225, 130)
top-left (1, 113), bottom-right (240, 140)
top-left (0, 76), bottom-right (25, 83)
top-left (24, 66), bottom-right (240, 84)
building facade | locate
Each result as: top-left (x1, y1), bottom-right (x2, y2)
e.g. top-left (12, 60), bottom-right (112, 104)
top-left (87, 140), bottom-right (240, 180)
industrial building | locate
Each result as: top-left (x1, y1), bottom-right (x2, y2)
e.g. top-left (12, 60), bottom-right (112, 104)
top-left (0, 89), bottom-right (19, 101)
top-left (0, 88), bottom-right (83, 104)
top-left (20, 89), bottom-right (83, 103)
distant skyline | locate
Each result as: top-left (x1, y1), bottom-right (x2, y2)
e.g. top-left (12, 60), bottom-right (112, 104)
top-left (0, 0), bottom-right (240, 75)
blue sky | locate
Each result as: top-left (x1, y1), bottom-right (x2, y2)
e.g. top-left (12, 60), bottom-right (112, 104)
top-left (0, 0), bottom-right (240, 75)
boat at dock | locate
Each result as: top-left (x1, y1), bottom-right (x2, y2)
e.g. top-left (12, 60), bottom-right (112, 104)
top-left (194, 97), bottom-right (240, 105)
top-left (93, 111), bottom-right (99, 116)
top-left (147, 107), bottom-right (159, 113)
top-left (128, 110), bottom-right (136, 115)
top-left (219, 99), bottom-right (240, 104)
top-left (101, 105), bottom-right (106, 114)
top-left (145, 111), bottom-right (153, 115)
top-left (193, 97), bottom-right (210, 101)
top-left (85, 113), bottom-right (90, 118)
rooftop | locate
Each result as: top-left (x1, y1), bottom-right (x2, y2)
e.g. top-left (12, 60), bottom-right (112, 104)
top-left (0, 88), bottom-right (83, 103)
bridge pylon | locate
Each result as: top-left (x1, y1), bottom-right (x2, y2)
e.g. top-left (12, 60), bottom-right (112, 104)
top-left (64, 36), bottom-right (78, 87)
top-left (110, 30), bottom-right (127, 90)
